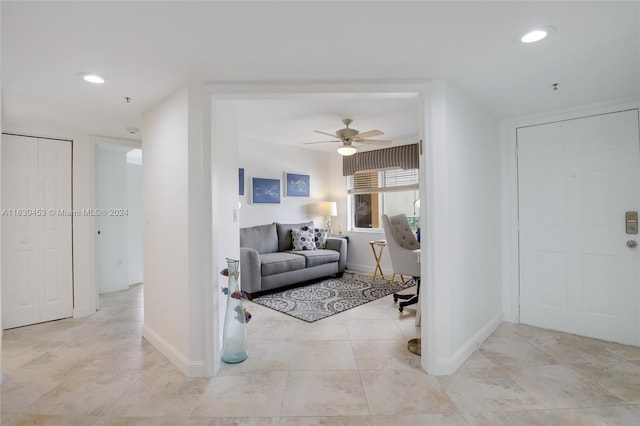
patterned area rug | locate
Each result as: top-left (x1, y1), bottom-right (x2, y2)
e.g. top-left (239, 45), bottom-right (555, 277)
top-left (250, 272), bottom-right (417, 322)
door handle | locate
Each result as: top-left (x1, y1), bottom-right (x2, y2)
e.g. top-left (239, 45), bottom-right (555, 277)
top-left (627, 240), bottom-right (638, 248)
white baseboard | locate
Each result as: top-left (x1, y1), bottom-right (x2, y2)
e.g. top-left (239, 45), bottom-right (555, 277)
top-left (142, 324), bottom-right (209, 377)
top-left (430, 311), bottom-right (503, 376)
top-left (346, 263), bottom-right (376, 275)
top-left (73, 305), bottom-right (96, 318)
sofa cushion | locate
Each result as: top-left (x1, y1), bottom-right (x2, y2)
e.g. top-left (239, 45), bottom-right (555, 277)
top-left (312, 228), bottom-right (329, 249)
top-left (240, 223), bottom-right (278, 254)
top-left (289, 249), bottom-right (340, 267)
top-left (292, 228), bottom-right (317, 251)
top-left (260, 252), bottom-right (307, 276)
top-left (275, 221), bottom-right (314, 252)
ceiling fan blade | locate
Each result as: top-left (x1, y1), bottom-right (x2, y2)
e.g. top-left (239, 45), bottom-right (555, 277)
top-left (314, 130), bottom-right (338, 138)
top-left (353, 129), bottom-right (383, 140)
top-left (303, 140), bottom-right (341, 145)
top-left (358, 139), bottom-right (392, 146)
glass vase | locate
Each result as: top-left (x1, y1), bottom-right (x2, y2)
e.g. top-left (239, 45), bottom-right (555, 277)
top-left (221, 258), bottom-right (248, 364)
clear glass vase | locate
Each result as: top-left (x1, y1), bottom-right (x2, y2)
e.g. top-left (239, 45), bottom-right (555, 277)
top-left (221, 258), bottom-right (248, 364)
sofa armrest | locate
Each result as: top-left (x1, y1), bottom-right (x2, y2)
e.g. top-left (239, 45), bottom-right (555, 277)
top-left (325, 237), bottom-right (347, 273)
top-left (240, 247), bottom-right (262, 295)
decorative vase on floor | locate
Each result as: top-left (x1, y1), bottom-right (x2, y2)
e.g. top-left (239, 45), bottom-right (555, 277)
top-left (221, 258), bottom-right (249, 364)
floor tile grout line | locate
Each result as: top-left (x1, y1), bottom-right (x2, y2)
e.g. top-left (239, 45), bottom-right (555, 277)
top-left (278, 369), bottom-right (290, 421)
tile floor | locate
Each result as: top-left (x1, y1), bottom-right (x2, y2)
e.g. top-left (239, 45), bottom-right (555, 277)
top-left (1, 283), bottom-right (639, 425)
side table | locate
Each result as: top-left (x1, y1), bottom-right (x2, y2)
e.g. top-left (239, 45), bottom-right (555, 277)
top-left (368, 240), bottom-right (387, 280)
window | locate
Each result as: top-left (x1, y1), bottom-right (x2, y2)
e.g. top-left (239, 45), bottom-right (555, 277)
top-left (347, 168), bottom-right (420, 231)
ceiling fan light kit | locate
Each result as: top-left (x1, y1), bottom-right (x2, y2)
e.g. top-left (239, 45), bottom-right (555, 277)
top-left (305, 118), bottom-right (392, 156)
top-left (337, 145), bottom-right (357, 156)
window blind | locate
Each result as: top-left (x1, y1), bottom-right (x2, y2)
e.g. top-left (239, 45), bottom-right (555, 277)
top-left (347, 168), bottom-right (419, 194)
top-left (342, 143), bottom-right (419, 176)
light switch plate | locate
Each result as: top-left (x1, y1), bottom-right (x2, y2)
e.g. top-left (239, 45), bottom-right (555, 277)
top-left (626, 211), bottom-right (638, 234)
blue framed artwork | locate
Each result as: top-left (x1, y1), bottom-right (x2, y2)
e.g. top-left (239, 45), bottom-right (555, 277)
top-left (239, 168), bottom-right (245, 195)
top-left (285, 172), bottom-right (310, 197)
top-left (252, 177), bottom-right (281, 204)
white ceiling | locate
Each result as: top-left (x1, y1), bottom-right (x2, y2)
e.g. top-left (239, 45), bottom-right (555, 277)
top-left (2, 1), bottom-right (638, 150)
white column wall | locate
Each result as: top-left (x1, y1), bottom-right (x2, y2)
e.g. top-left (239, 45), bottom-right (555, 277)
top-left (142, 85), bottom-right (213, 377)
top-left (187, 85), bottom-right (213, 376)
top-left (142, 88), bottom-right (193, 375)
top-left (211, 99), bottom-right (241, 371)
top-left (424, 81), bottom-right (503, 375)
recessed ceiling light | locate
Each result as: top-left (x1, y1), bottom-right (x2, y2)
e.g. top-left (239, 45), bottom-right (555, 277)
top-left (521, 27), bottom-right (554, 43)
top-left (78, 73), bottom-right (105, 84)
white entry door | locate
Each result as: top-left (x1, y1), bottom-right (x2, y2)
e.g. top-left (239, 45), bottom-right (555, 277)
top-left (518, 109), bottom-right (640, 346)
top-left (2, 134), bottom-right (73, 329)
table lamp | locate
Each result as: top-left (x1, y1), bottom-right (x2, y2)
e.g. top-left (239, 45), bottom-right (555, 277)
top-left (318, 201), bottom-right (337, 235)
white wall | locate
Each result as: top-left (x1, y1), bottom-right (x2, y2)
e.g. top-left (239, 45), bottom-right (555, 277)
top-left (127, 163), bottom-right (143, 285)
top-left (424, 81), bottom-right (502, 375)
top-left (95, 145), bottom-right (129, 293)
top-left (142, 86), bottom-right (212, 377)
top-left (238, 138), bottom-right (333, 228)
top-left (142, 88), bottom-right (190, 373)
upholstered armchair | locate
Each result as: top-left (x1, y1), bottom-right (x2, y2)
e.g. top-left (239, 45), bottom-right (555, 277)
top-left (381, 214), bottom-right (421, 312)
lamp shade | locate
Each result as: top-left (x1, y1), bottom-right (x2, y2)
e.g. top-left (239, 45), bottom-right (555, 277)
top-left (337, 145), bottom-right (357, 156)
top-left (319, 201), bottom-right (338, 217)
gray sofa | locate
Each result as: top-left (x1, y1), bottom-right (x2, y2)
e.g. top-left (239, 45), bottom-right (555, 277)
top-left (239, 221), bottom-right (347, 296)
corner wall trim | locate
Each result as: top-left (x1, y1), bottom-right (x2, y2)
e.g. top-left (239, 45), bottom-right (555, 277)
top-left (430, 311), bottom-right (503, 376)
top-left (73, 306), bottom-right (96, 319)
top-left (142, 325), bottom-right (208, 377)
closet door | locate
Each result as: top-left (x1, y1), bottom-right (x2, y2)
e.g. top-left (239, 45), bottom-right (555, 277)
top-left (38, 139), bottom-right (73, 323)
top-left (2, 135), bottom-right (40, 327)
top-left (2, 135), bottom-right (73, 328)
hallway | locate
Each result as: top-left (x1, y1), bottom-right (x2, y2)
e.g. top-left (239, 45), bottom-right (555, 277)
top-left (2, 284), bottom-right (639, 425)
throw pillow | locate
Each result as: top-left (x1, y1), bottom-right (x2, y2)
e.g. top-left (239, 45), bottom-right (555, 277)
top-left (275, 221), bottom-right (314, 251)
top-left (313, 228), bottom-right (329, 249)
top-left (291, 228), bottom-right (317, 251)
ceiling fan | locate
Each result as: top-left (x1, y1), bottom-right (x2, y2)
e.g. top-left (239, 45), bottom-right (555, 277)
top-left (304, 118), bottom-right (392, 156)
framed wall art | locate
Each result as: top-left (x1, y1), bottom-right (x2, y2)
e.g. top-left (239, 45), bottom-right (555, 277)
top-left (239, 168), bottom-right (245, 195)
top-left (252, 177), bottom-right (281, 204)
top-left (285, 172), bottom-right (310, 197)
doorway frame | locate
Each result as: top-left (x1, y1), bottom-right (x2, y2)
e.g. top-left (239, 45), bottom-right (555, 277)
top-left (206, 81), bottom-right (432, 375)
top-left (90, 136), bottom-right (142, 310)
top-left (500, 98), bottom-right (640, 324)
